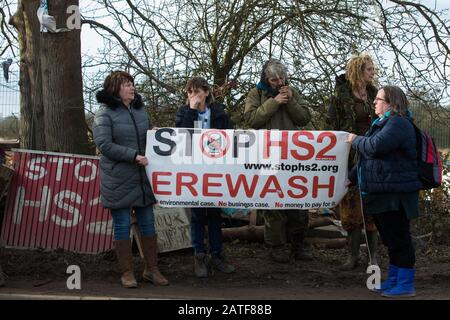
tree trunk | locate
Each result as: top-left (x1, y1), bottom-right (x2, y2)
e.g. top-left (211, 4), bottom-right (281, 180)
top-left (10, 0), bottom-right (92, 154)
top-left (40, 0), bottom-right (91, 154)
top-left (10, 0), bottom-right (46, 150)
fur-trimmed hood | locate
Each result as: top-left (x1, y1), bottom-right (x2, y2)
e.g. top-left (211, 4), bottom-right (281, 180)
top-left (96, 89), bottom-right (144, 109)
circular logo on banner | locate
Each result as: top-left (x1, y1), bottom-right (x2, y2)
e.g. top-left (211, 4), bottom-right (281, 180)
top-left (200, 130), bottom-right (230, 158)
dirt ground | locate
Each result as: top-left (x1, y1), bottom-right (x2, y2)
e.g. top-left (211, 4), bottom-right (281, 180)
top-left (1, 235), bottom-right (450, 300)
top-left (1, 145), bottom-right (449, 303)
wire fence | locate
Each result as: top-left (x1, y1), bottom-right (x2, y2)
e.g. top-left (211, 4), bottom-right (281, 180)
top-left (410, 102), bottom-right (450, 150)
top-left (0, 67), bottom-right (20, 140)
top-left (0, 68), bottom-right (20, 120)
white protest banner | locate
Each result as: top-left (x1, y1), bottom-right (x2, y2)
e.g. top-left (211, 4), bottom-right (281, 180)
top-left (145, 129), bottom-right (350, 210)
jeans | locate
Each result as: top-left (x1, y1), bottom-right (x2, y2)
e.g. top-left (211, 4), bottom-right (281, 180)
top-left (191, 207), bottom-right (223, 255)
top-left (111, 206), bottom-right (155, 241)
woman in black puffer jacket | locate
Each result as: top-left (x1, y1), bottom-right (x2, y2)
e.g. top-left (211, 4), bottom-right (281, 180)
top-left (347, 86), bottom-right (422, 298)
top-left (93, 71), bottom-right (168, 288)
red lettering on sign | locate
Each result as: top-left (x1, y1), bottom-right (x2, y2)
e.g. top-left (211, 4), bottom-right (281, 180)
top-left (263, 130), bottom-right (288, 160)
top-left (287, 176), bottom-right (308, 199)
top-left (312, 176), bottom-right (335, 198)
top-left (152, 172), bottom-right (172, 195)
top-left (291, 131), bottom-right (315, 161)
top-left (316, 132), bottom-right (337, 160)
top-left (225, 174), bottom-right (259, 198)
top-left (260, 175), bottom-right (284, 198)
top-left (203, 173), bottom-right (223, 197)
top-left (176, 172), bottom-right (198, 196)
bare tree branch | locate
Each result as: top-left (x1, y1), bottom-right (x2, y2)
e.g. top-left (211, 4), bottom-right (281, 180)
top-left (82, 18), bottom-right (178, 94)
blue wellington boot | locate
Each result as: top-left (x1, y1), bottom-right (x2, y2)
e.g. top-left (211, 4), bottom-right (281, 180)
top-left (382, 268), bottom-right (416, 298)
top-left (372, 264), bottom-right (398, 293)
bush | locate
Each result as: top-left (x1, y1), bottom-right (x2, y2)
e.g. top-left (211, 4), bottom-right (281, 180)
top-left (0, 116), bottom-right (19, 139)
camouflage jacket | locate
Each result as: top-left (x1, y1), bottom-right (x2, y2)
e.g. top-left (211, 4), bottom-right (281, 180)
top-left (325, 74), bottom-right (377, 135)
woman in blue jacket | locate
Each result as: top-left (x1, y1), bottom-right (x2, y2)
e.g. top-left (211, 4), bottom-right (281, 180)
top-left (347, 86), bottom-right (422, 297)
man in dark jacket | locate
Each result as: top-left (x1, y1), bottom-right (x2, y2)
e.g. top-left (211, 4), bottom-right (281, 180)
top-left (175, 77), bottom-right (235, 278)
top-left (244, 59), bottom-right (313, 263)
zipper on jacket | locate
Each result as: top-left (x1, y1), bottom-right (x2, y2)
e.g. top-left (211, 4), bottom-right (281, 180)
top-left (128, 107), bottom-right (147, 205)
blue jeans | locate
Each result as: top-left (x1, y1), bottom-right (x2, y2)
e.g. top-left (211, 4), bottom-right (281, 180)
top-left (111, 206), bottom-right (155, 241)
top-left (191, 207), bottom-right (223, 255)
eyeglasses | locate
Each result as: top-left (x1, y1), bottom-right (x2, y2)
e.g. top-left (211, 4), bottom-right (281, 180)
top-left (374, 97), bottom-right (387, 103)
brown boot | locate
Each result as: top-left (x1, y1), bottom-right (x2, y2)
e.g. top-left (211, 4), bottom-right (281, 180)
top-left (340, 229), bottom-right (361, 270)
top-left (114, 240), bottom-right (138, 288)
top-left (140, 235), bottom-right (169, 286)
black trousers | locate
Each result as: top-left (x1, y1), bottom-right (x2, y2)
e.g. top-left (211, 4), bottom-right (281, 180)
top-left (372, 209), bottom-right (415, 268)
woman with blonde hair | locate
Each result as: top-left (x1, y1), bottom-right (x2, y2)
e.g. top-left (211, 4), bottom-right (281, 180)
top-left (326, 53), bottom-right (379, 270)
